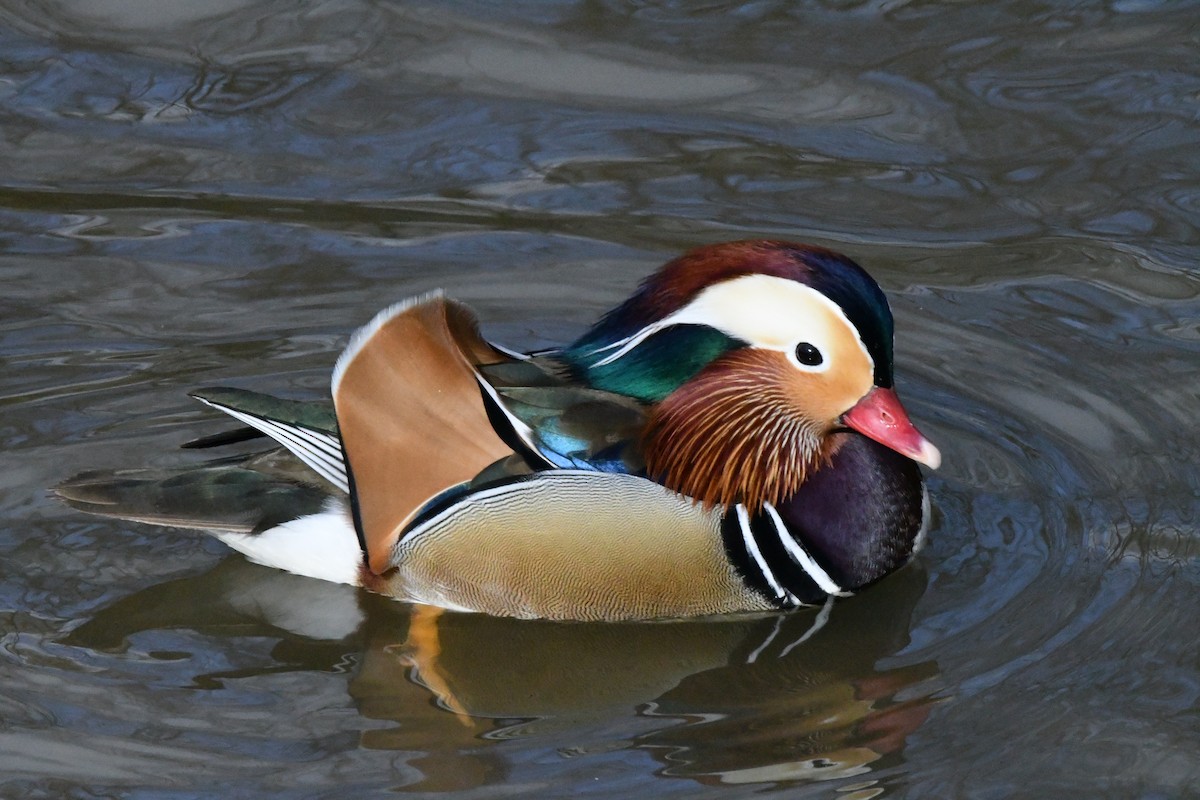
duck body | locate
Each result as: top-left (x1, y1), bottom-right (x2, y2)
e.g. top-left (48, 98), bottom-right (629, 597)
top-left (372, 433), bottom-right (925, 621)
top-left (58, 241), bottom-right (939, 621)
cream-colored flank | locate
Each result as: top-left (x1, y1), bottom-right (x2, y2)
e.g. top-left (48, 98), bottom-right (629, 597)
top-left (384, 471), bottom-right (774, 620)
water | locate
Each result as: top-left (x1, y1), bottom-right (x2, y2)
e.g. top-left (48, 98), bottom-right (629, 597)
top-left (2, 1), bottom-right (1198, 797)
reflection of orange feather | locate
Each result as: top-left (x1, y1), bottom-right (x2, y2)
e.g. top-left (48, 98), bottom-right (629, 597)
top-left (643, 349), bottom-right (833, 510)
top-left (397, 605), bottom-right (475, 726)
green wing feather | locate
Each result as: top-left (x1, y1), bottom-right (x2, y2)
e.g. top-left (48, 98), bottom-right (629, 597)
top-left (187, 387), bottom-right (347, 492)
top-left (477, 359), bottom-right (647, 473)
top-left (189, 387), bottom-right (338, 434)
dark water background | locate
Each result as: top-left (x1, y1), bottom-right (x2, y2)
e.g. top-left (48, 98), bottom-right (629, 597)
top-left (2, 1), bottom-right (1198, 797)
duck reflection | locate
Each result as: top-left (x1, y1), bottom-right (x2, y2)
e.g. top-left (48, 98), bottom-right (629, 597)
top-left (636, 569), bottom-right (938, 787)
top-left (63, 556), bottom-right (937, 791)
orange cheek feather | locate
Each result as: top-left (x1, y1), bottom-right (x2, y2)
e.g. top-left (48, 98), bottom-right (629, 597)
top-left (643, 350), bottom-right (845, 510)
top-left (782, 360), bottom-right (874, 427)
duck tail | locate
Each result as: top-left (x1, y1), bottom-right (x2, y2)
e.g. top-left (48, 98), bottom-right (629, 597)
top-left (55, 455), bottom-right (364, 586)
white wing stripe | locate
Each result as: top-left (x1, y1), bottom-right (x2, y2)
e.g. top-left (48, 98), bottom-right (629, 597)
top-left (195, 399), bottom-right (349, 494)
top-left (257, 425), bottom-right (346, 491)
top-left (224, 411), bottom-right (348, 494)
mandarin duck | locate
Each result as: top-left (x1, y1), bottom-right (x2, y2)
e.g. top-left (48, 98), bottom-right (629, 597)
top-left (58, 240), bottom-right (940, 621)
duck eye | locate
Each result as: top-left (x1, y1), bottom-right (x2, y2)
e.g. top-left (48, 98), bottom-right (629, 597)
top-left (794, 342), bottom-right (823, 367)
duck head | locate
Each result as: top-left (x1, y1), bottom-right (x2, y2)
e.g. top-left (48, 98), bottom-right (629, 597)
top-left (560, 240), bottom-right (940, 509)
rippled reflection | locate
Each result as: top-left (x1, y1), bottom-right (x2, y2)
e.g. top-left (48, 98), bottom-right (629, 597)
top-left (62, 555), bottom-right (937, 793)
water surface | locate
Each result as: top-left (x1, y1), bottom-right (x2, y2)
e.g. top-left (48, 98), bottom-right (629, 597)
top-left (1, 1), bottom-right (1197, 797)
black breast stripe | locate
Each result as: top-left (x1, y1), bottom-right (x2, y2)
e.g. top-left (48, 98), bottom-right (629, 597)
top-left (721, 506), bottom-right (791, 608)
top-left (721, 504), bottom-right (832, 607)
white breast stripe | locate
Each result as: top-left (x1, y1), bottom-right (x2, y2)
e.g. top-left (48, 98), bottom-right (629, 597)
top-left (762, 502), bottom-right (849, 597)
top-left (912, 485), bottom-right (932, 555)
top-left (736, 504), bottom-right (797, 606)
top-left (195, 399), bottom-right (350, 494)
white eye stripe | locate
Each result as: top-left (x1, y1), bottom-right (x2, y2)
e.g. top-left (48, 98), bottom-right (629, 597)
top-left (590, 274), bottom-right (873, 374)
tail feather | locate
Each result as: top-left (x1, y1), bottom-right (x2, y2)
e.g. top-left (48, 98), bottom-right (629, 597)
top-left (181, 426), bottom-right (267, 449)
top-left (55, 454), bottom-right (329, 534)
top-left (56, 454), bottom-right (364, 585)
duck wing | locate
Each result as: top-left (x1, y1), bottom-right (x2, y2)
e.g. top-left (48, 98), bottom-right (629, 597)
top-left (477, 359), bottom-right (648, 474)
top-left (188, 387), bottom-right (346, 492)
top-left (54, 450), bottom-right (331, 534)
top-left (97, 294), bottom-right (652, 584)
top-left (334, 293), bottom-right (660, 575)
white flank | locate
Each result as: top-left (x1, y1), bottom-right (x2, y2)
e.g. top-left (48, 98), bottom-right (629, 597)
top-left (591, 274), bottom-right (874, 374)
top-left (214, 500), bottom-right (362, 585)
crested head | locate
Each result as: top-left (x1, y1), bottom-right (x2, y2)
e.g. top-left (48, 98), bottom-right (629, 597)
top-left (562, 241), bottom-right (896, 400)
top-left (558, 240), bottom-right (937, 509)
